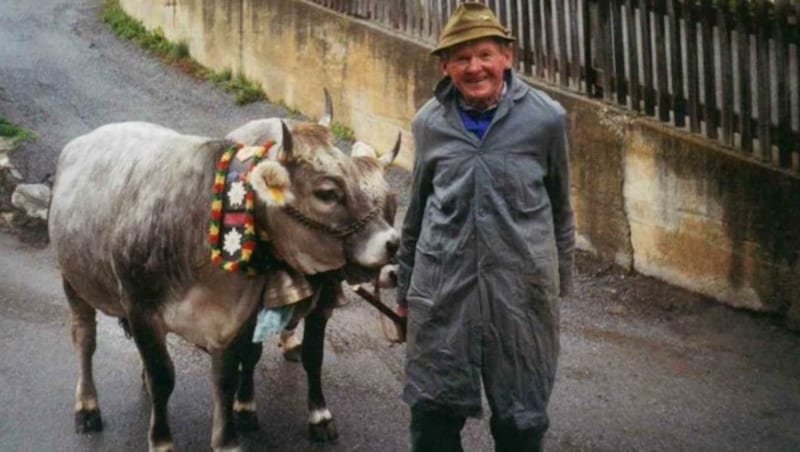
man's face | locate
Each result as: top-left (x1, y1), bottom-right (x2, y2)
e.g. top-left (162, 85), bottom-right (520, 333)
top-left (441, 38), bottom-right (513, 109)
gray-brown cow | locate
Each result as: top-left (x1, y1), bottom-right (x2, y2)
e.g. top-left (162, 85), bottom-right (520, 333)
top-left (48, 119), bottom-right (399, 452)
top-left (224, 113), bottom-right (401, 438)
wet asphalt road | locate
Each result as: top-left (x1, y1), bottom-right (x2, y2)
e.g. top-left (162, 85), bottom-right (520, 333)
top-left (1, 0), bottom-right (800, 451)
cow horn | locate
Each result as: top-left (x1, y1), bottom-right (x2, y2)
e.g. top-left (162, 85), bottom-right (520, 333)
top-left (379, 132), bottom-right (401, 167)
top-left (319, 88), bottom-right (333, 128)
top-left (279, 120), bottom-right (293, 162)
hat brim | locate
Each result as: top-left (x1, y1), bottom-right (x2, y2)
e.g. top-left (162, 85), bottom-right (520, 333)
top-left (431, 30), bottom-right (515, 56)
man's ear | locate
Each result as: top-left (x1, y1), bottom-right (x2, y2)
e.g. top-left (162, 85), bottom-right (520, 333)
top-left (503, 46), bottom-right (514, 69)
top-left (440, 59), bottom-right (449, 75)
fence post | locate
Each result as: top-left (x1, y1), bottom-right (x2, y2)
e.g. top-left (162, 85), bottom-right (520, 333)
top-left (624, 0), bottom-right (639, 111)
top-left (718, 1), bottom-right (735, 147)
top-left (569, 0), bottom-right (583, 90)
top-left (685, 0), bottom-right (700, 133)
top-left (773, 0), bottom-right (791, 169)
top-left (582, 0), bottom-right (596, 95)
top-left (654, 1), bottom-right (670, 122)
top-left (667, 0), bottom-right (685, 127)
top-left (755, 0), bottom-right (772, 162)
top-left (640, 0), bottom-right (655, 115)
top-left (700, 0), bottom-right (718, 140)
top-left (737, 0), bottom-right (754, 154)
top-left (611, 0), bottom-right (626, 105)
top-left (556, 0), bottom-right (569, 87)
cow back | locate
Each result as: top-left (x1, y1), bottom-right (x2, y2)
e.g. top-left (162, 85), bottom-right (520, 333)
top-left (49, 122), bottom-right (231, 309)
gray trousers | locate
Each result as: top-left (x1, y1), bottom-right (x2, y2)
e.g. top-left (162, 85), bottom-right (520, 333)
top-left (410, 405), bottom-right (546, 452)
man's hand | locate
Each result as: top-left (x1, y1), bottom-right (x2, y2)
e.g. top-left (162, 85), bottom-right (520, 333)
top-left (377, 264), bottom-right (399, 289)
top-left (393, 302), bottom-right (408, 344)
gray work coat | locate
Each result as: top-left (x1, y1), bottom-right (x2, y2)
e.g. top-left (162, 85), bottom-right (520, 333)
top-left (396, 71), bottom-right (575, 430)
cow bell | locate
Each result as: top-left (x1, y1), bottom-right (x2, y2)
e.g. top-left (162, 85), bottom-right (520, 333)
top-left (262, 268), bottom-right (314, 309)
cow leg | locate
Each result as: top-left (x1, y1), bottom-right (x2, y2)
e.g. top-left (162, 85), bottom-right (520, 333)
top-left (63, 279), bottom-right (103, 433)
top-left (233, 340), bottom-right (262, 432)
top-left (118, 317), bottom-right (148, 389)
top-left (209, 328), bottom-right (255, 451)
top-left (127, 309), bottom-right (175, 452)
top-left (280, 281), bottom-right (345, 364)
top-left (279, 322), bottom-right (302, 362)
top-left (302, 287), bottom-right (337, 442)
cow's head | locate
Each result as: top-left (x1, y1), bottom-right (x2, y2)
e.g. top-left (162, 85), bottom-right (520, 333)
top-left (247, 121), bottom-right (400, 276)
top-left (340, 137), bottom-right (401, 284)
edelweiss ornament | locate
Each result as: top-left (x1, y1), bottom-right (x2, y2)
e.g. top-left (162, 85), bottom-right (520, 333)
top-left (227, 181), bottom-right (247, 207)
top-left (223, 228), bottom-right (243, 255)
top-left (209, 142), bottom-right (273, 274)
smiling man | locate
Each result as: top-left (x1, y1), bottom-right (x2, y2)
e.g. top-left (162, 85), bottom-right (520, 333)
top-left (395, 2), bottom-right (575, 451)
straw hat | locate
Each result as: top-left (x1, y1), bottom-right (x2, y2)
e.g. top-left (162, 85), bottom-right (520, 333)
top-left (431, 2), bottom-right (515, 56)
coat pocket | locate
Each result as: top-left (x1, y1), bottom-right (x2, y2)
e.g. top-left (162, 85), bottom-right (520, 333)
top-left (407, 248), bottom-right (441, 307)
top-left (503, 151), bottom-right (547, 213)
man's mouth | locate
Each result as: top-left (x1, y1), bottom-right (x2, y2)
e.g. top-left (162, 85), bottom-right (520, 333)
top-left (464, 78), bottom-right (487, 87)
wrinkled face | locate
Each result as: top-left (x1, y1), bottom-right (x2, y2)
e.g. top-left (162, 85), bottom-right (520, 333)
top-left (441, 38), bottom-right (513, 110)
top-left (253, 124), bottom-right (399, 275)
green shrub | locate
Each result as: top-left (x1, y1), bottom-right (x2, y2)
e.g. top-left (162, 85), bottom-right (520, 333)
top-left (205, 70), bottom-right (266, 105)
top-left (102, 0), bottom-right (267, 105)
top-left (331, 122), bottom-right (355, 142)
top-left (0, 116), bottom-right (36, 144)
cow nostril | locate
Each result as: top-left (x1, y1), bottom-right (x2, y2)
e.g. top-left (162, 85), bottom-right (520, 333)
top-left (386, 240), bottom-right (399, 256)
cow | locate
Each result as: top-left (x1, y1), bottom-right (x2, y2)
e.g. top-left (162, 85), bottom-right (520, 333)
top-left (48, 117), bottom-right (400, 452)
top-left (222, 100), bottom-right (403, 442)
top-left (226, 94), bottom-right (401, 364)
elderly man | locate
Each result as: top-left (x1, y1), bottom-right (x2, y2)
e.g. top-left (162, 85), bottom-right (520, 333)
top-left (395, 2), bottom-right (575, 451)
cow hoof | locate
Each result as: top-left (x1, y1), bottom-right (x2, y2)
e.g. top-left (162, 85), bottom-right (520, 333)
top-left (308, 419), bottom-right (338, 443)
top-left (75, 408), bottom-right (103, 433)
top-left (150, 442), bottom-right (176, 452)
top-left (234, 410), bottom-right (259, 432)
top-left (282, 345), bottom-right (302, 363)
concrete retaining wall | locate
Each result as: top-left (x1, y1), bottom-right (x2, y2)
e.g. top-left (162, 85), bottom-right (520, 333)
top-left (120, 0), bottom-right (800, 328)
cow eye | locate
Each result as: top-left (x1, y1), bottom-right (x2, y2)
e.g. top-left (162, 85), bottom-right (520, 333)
top-left (314, 189), bottom-right (341, 204)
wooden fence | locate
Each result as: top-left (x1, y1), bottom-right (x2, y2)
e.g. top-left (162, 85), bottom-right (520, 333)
top-left (310, 0), bottom-right (800, 173)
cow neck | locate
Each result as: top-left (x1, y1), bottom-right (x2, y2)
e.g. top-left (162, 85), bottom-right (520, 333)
top-left (209, 141), bottom-right (275, 276)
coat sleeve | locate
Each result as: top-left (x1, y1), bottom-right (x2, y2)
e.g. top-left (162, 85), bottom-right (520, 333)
top-left (545, 109), bottom-right (575, 297)
top-left (396, 113), bottom-right (435, 305)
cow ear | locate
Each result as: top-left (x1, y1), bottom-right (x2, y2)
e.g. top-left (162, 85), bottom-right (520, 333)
top-left (379, 132), bottom-right (402, 167)
top-left (249, 160), bottom-right (294, 207)
top-left (278, 121), bottom-right (294, 163)
top-left (351, 141), bottom-right (377, 159)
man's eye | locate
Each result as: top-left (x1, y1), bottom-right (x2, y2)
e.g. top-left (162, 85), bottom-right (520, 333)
top-left (314, 189), bottom-right (340, 203)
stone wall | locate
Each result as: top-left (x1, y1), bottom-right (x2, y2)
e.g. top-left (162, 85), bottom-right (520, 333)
top-left (120, 0), bottom-right (800, 328)
top-left (120, 0), bottom-right (438, 170)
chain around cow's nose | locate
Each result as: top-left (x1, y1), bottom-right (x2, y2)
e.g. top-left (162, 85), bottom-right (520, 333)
top-left (281, 199), bottom-right (384, 240)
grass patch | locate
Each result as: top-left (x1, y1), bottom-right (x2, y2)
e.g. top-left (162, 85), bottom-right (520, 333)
top-left (102, 0), bottom-right (264, 105)
top-left (331, 122), bottom-right (355, 142)
top-left (100, 0), bottom-right (356, 135)
top-left (205, 69), bottom-right (265, 105)
top-left (0, 116), bottom-right (36, 144)
top-left (103, 0), bottom-right (199, 68)
top-left (278, 100), bottom-right (303, 119)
